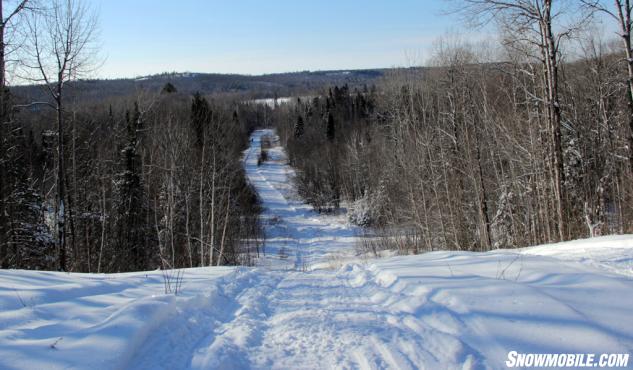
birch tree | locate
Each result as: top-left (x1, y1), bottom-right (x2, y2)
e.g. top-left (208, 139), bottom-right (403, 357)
top-left (581, 0), bottom-right (633, 173)
top-left (458, 0), bottom-right (586, 241)
top-left (22, 0), bottom-right (98, 270)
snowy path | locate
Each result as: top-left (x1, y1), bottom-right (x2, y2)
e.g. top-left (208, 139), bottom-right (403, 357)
top-left (243, 129), bottom-right (358, 270)
top-left (0, 129), bottom-right (632, 370)
top-left (180, 130), bottom-right (633, 369)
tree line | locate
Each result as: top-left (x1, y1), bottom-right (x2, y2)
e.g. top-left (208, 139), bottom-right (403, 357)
top-left (0, 0), bottom-right (264, 271)
top-left (274, 1), bottom-right (633, 253)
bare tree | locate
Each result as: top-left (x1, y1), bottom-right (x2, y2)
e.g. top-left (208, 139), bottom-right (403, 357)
top-left (457, 0), bottom-right (587, 241)
top-left (22, 0), bottom-right (99, 270)
top-left (581, 0), bottom-right (633, 173)
top-left (1, 0), bottom-right (32, 89)
top-left (0, 0), bottom-right (32, 266)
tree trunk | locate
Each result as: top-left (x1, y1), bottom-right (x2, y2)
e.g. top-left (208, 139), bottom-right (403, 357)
top-left (541, 1), bottom-right (566, 241)
top-left (199, 140), bottom-right (205, 266)
top-left (217, 190), bottom-right (231, 266)
top-left (209, 150), bottom-right (216, 266)
top-left (56, 89), bottom-right (66, 271)
top-left (0, 0), bottom-right (7, 267)
top-left (185, 191), bottom-right (192, 268)
top-left (97, 177), bottom-right (106, 273)
top-left (475, 135), bottom-right (492, 250)
top-left (617, 0), bottom-right (633, 173)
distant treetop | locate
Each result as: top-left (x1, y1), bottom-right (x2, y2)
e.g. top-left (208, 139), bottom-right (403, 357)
top-left (162, 82), bottom-right (178, 94)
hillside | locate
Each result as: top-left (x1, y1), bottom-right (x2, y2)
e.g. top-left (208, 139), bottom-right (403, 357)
top-left (10, 69), bottom-right (389, 105)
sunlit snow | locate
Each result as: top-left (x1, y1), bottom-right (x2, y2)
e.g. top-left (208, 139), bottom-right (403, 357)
top-left (0, 130), bottom-right (631, 369)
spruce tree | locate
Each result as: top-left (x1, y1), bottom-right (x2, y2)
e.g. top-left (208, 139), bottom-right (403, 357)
top-left (191, 92), bottom-right (211, 147)
top-left (162, 82), bottom-right (177, 94)
top-left (7, 182), bottom-right (55, 270)
top-left (294, 115), bottom-right (304, 139)
top-left (326, 112), bottom-right (335, 141)
top-left (112, 103), bottom-right (155, 271)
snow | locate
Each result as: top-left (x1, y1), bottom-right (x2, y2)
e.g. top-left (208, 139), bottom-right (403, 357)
top-left (248, 97), bottom-right (293, 108)
top-left (0, 129), bottom-right (632, 369)
top-left (0, 267), bottom-right (235, 370)
top-left (244, 129), bottom-right (358, 270)
top-left (519, 234), bottom-right (633, 277)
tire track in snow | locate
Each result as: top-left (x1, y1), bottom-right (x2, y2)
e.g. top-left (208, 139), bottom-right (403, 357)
top-left (233, 264), bottom-right (485, 369)
top-left (123, 268), bottom-right (269, 370)
top-left (175, 129), bottom-right (485, 369)
top-left (244, 130), bottom-right (306, 270)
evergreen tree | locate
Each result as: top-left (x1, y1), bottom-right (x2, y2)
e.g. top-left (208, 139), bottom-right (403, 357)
top-left (112, 103), bottom-right (155, 271)
top-left (191, 92), bottom-right (211, 147)
top-left (162, 82), bottom-right (177, 94)
top-left (7, 184), bottom-right (55, 270)
top-left (294, 115), bottom-right (304, 139)
top-left (326, 112), bottom-right (335, 141)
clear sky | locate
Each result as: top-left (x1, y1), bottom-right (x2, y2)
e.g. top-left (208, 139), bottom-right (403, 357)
top-left (95, 0), bottom-right (469, 79)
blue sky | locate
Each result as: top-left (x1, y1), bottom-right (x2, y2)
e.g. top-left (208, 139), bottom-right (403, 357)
top-left (96, 0), bottom-right (466, 78)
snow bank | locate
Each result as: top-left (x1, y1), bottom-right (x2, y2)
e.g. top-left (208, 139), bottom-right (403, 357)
top-left (0, 267), bottom-right (234, 370)
top-left (519, 234), bottom-right (633, 276)
top-left (359, 247), bottom-right (633, 368)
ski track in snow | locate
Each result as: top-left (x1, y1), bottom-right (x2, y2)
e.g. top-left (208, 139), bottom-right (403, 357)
top-left (0, 129), bottom-right (632, 370)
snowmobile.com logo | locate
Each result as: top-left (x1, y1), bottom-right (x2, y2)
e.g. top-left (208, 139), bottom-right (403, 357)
top-left (506, 351), bottom-right (629, 368)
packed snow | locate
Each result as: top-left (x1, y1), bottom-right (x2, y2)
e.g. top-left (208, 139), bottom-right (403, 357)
top-left (0, 129), bottom-right (632, 369)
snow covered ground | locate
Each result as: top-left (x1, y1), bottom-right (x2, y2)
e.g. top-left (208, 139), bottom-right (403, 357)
top-left (0, 129), bottom-right (632, 370)
top-left (244, 129), bottom-right (359, 271)
top-left (248, 97), bottom-right (293, 108)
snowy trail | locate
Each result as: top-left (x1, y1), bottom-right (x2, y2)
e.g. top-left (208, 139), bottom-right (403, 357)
top-left (0, 129), bottom-right (632, 370)
top-left (190, 266), bottom-right (483, 370)
top-left (126, 129), bottom-right (486, 369)
top-left (181, 130), bottom-right (633, 369)
top-left (243, 129), bottom-right (358, 270)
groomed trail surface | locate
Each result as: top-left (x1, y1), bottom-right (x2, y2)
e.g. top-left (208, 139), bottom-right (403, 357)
top-left (0, 129), bottom-right (632, 370)
top-left (243, 129), bottom-right (359, 271)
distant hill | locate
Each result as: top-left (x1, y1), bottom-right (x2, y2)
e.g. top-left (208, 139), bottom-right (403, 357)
top-left (11, 69), bottom-right (391, 105)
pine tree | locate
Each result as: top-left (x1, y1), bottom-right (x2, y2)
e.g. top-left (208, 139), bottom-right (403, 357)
top-left (7, 184), bottom-right (55, 270)
top-left (191, 92), bottom-right (211, 147)
top-left (294, 115), bottom-right (304, 139)
top-left (326, 112), bottom-right (335, 141)
top-left (112, 103), bottom-right (155, 271)
top-left (162, 82), bottom-right (177, 94)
